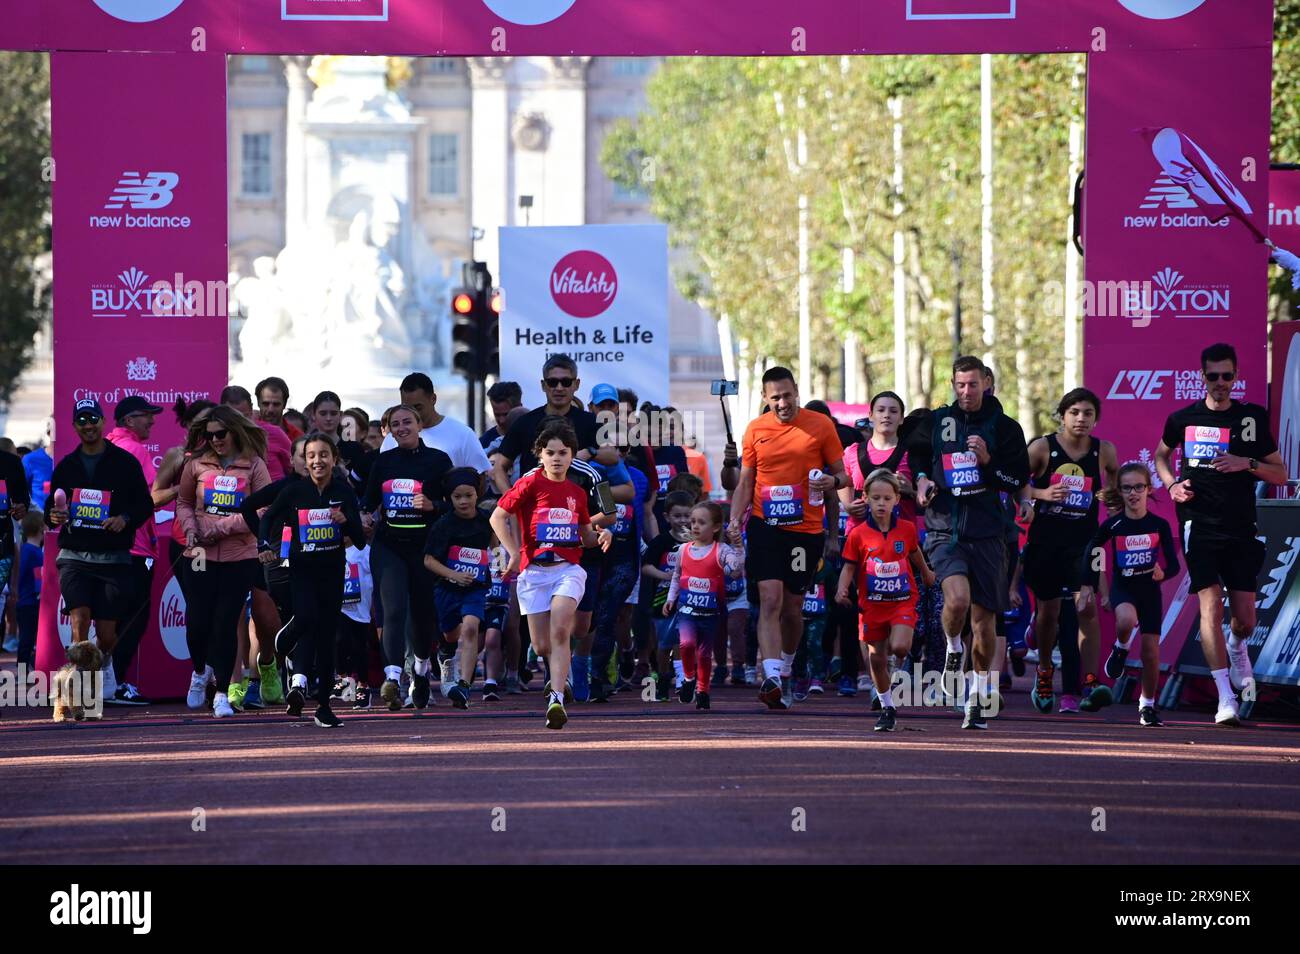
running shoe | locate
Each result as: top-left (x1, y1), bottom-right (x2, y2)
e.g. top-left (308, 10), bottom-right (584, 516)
top-left (186, 667), bottom-right (213, 710)
top-left (541, 680), bottom-right (575, 705)
top-left (731, 665), bottom-right (747, 686)
top-left (273, 618), bottom-right (298, 657)
top-left (839, 676), bottom-right (858, 697)
top-left (1031, 666), bottom-right (1054, 713)
top-left (1058, 693), bottom-right (1079, 714)
top-left (1139, 706), bottom-right (1163, 727)
top-left (808, 678), bottom-right (824, 695)
top-left (870, 689), bottom-right (882, 711)
top-left (212, 693), bottom-right (235, 719)
top-left (695, 691), bottom-right (711, 710)
top-left (874, 707), bottom-right (897, 733)
top-left (941, 651), bottom-right (963, 702)
top-left (1009, 643), bottom-right (1027, 677)
top-left (678, 677), bottom-right (696, 704)
top-left (243, 680), bottom-right (264, 710)
top-left (227, 680), bottom-right (248, 712)
top-left (828, 656), bottom-right (843, 681)
top-left (258, 661), bottom-right (284, 704)
top-left (961, 699), bottom-right (988, 730)
top-left (449, 680), bottom-right (471, 710)
top-left (439, 655), bottom-right (456, 697)
top-left (758, 677), bottom-right (783, 709)
top-left (999, 671), bottom-right (1012, 694)
top-left (1215, 697), bottom-right (1241, 727)
top-left (744, 666), bottom-right (758, 687)
top-left (505, 674), bottom-right (521, 695)
top-left (545, 695), bottom-right (568, 730)
top-left (857, 673), bottom-right (872, 693)
top-left (779, 675), bottom-right (794, 709)
top-left (793, 678), bottom-right (810, 702)
top-left (572, 656), bottom-right (590, 702)
top-left (112, 683), bottom-right (151, 706)
top-left (353, 686), bottom-right (372, 710)
top-left (1104, 641), bottom-right (1130, 680)
top-left (380, 679), bottom-right (403, 712)
top-left (314, 704), bottom-right (343, 728)
top-left (587, 679), bottom-right (610, 703)
top-left (285, 686), bottom-right (306, 717)
top-left (483, 681), bottom-right (501, 702)
top-left (1228, 637), bottom-right (1254, 691)
top-left (411, 671), bottom-right (431, 709)
top-left (1079, 676), bottom-right (1113, 712)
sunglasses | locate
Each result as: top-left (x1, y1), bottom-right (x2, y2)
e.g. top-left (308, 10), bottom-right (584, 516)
top-left (1204, 371), bottom-right (1235, 382)
top-left (544, 377), bottom-right (575, 389)
top-left (74, 416), bottom-right (101, 426)
top-left (205, 428), bottom-right (230, 441)
top-left (1120, 484), bottom-right (1149, 494)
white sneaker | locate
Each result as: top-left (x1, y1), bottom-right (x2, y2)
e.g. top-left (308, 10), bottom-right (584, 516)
top-left (1228, 638), bottom-right (1254, 691)
top-left (744, 666), bottom-right (758, 686)
top-left (857, 673), bottom-right (873, 692)
top-left (1215, 697), bottom-right (1241, 726)
top-left (212, 692), bottom-right (235, 718)
top-left (100, 664), bottom-right (118, 702)
top-left (186, 670), bottom-right (209, 709)
top-left (439, 657), bottom-right (456, 697)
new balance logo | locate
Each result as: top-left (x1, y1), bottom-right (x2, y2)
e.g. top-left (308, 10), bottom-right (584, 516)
top-left (105, 171), bottom-right (179, 210)
top-left (1140, 175), bottom-right (1200, 210)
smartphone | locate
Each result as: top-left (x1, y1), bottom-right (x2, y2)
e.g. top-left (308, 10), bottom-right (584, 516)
top-left (710, 379), bottom-right (739, 397)
top-left (594, 480), bottom-right (617, 517)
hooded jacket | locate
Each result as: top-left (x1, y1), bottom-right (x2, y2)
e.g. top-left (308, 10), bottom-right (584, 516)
top-left (176, 452), bottom-right (272, 563)
top-left (904, 395), bottom-right (1029, 541)
top-left (106, 425), bottom-right (159, 559)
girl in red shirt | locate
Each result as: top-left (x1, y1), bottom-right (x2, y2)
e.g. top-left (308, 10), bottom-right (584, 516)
top-left (837, 469), bottom-right (934, 732)
top-left (491, 420), bottom-right (611, 730)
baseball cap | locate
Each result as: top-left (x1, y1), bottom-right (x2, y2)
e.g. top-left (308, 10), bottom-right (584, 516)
top-left (72, 399), bottom-right (103, 423)
top-left (590, 383), bottom-right (619, 407)
top-left (114, 395), bottom-right (164, 421)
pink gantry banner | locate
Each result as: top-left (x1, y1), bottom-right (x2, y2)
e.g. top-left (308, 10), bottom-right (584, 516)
top-left (1269, 167), bottom-right (1300, 253)
top-left (35, 51), bottom-right (228, 697)
top-left (0, 0), bottom-right (1275, 56)
top-left (1084, 43), bottom-right (1273, 672)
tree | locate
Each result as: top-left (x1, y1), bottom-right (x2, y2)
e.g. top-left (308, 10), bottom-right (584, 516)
top-left (0, 52), bottom-right (50, 407)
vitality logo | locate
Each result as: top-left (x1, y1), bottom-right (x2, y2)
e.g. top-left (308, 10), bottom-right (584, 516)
top-left (92, 0), bottom-right (185, 23)
top-left (482, 0), bottom-right (577, 26)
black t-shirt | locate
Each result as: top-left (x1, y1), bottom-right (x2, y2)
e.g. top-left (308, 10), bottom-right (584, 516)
top-left (497, 405), bottom-right (599, 478)
top-left (424, 511), bottom-right (495, 590)
top-left (0, 450), bottom-right (31, 562)
top-left (1160, 400), bottom-right (1276, 538)
top-left (1085, 511), bottom-right (1179, 590)
top-left (640, 530), bottom-right (683, 608)
top-left (79, 449), bottom-right (104, 484)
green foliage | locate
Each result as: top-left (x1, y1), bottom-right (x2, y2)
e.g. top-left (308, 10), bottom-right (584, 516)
top-left (0, 52), bottom-right (50, 407)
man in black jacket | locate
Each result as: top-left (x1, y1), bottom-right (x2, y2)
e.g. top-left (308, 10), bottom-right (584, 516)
top-left (44, 400), bottom-right (153, 709)
top-left (907, 356), bottom-right (1029, 729)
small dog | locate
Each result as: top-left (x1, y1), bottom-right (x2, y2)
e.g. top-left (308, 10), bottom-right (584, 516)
top-left (52, 641), bottom-right (104, 723)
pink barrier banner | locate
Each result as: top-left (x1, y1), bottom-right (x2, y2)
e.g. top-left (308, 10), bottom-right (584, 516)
top-left (1085, 43), bottom-right (1273, 671)
top-left (35, 51), bottom-right (228, 698)
top-left (0, 0), bottom-right (1273, 56)
top-left (1271, 320), bottom-right (1300, 500)
top-left (1269, 168), bottom-right (1300, 253)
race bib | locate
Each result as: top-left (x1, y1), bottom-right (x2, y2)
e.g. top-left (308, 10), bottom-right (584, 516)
top-left (279, 526), bottom-right (292, 560)
top-left (382, 478), bottom-right (424, 524)
top-left (760, 484), bottom-right (803, 526)
top-left (1116, 533), bottom-right (1157, 575)
top-left (448, 545), bottom-right (491, 584)
top-left (487, 548), bottom-right (512, 603)
top-left (534, 507), bottom-right (579, 546)
top-left (837, 507), bottom-right (848, 538)
top-left (682, 574), bottom-right (720, 613)
top-left (1183, 425), bottom-right (1229, 468)
top-left (342, 562), bottom-right (362, 605)
top-left (70, 488), bottom-right (111, 529)
top-left (201, 473), bottom-right (248, 516)
top-left (656, 464), bottom-right (677, 495)
top-left (297, 508), bottom-right (340, 552)
top-left (865, 559), bottom-right (911, 602)
top-left (802, 583), bottom-right (826, 616)
top-left (725, 572), bottom-right (746, 598)
top-left (1043, 473), bottom-right (1094, 517)
top-left (613, 503), bottom-right (634, 538)
top-left (942, 451), bottom-right (983, 495)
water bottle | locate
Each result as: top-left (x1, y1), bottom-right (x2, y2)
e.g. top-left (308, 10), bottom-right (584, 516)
top-left (809, 469), bottom-right (824, 508)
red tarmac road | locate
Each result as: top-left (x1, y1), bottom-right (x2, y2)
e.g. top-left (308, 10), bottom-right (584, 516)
top-left (2, 678), bottom-right (1298, 865)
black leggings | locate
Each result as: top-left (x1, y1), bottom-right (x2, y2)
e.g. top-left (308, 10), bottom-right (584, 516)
top-left (112, 556), bottom-right (153, 683)
top-left (283, 561), bottom-right (345, 704)
top-left (337, 615), bottom-right (371, 679)
top-left (371, 537), bottom-right (438, 667)
top-left (184, 558), bottom-right (259, 688)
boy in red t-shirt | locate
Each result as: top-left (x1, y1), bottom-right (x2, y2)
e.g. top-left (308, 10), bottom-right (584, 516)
top-left (491, 419), bottom-right (611, 730)
top-left (837, 468), bottom-right (934, 732)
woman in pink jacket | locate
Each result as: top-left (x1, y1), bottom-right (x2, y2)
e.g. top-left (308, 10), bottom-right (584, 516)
top-left (176, 406), bottom-right (271, 718)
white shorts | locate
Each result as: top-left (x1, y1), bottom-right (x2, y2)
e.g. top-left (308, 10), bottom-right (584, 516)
top-left (517, 562), bottom-right (588, 616)
top-left (727, 591), bottom-right (750, 613)
top-left (625, 583), bottom-right (640, 606)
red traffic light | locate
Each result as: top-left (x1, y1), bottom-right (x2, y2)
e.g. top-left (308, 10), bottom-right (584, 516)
top-left (452, 292), bottom-right (474, 315)
top-left (490, 290), bottom-right (504, 314)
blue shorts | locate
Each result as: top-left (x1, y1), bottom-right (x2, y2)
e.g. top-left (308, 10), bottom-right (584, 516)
top-left (435, 585), bottom-right (488, 634)
top-left (655, 610), bottom-right (680, 652)
top-left (483, 602), bottom-right (508, 633)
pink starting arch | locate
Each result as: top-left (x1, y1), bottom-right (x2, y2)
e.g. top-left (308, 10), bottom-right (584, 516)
top-left (2, 0), bottom-right (1275, 692)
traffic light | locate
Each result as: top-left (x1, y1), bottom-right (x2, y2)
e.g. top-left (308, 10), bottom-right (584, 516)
top-left (450, 261), bottom-right (496, 380)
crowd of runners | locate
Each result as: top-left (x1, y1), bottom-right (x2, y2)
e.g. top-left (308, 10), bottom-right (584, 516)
top-left (2, 340), bottom-right (1287, 731)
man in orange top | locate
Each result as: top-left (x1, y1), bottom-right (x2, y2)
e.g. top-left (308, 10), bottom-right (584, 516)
top-left (683, 440), bottom-right (713, 493)
top-left (727, 367), bottom-right (847, 709)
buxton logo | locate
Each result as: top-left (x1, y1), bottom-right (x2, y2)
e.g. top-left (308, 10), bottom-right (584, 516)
top-left (92, 0), bottom-right (185, 23)
top-left (551, 251), bottom-right (618, 318)
top-left (1122, 267), bottom-right (1230, 320)
top-left (91, 268), bottom-right (198, 319)
top-left (482, 0), bottom-right (577, 25)
top-left (1116, 0), bottom-right (1208, 19)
